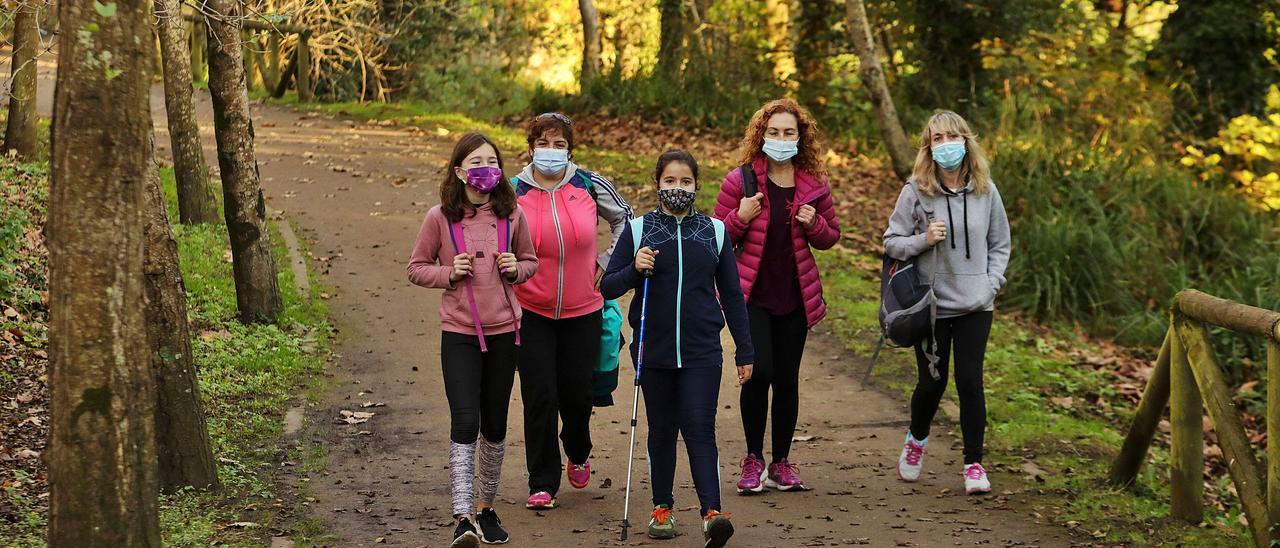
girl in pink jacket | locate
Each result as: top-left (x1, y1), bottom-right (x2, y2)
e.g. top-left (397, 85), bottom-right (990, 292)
top-left (407, 132), bottom-right (538, 548)
top-left (713, 99), bottom-right (840, 495)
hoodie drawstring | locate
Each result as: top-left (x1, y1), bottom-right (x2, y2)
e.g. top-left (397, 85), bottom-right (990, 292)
top-left (944, 195), bottom-right (957, 251)
top-left (943, 188), bottom-right (972, 259)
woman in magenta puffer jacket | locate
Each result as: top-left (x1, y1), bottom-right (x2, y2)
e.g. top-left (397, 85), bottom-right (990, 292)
top-left (713, 98), bottom-right (840, 494)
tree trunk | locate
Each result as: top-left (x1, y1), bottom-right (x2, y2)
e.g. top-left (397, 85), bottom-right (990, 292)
top-left (764, 0), bottom-right (793, 83)
top-left (155, 0), bottom-right (219, 225)
top-left (578, 0), bottom-right (602, 82)
top-left (141, 128), bottom-right (220, 493)
top-left (47, 0), bottom-right (161, 544)
top-left (795, 0), bottom-right (838, 116)
top-left (656, 0), bottom-right (684, 79)
top-left (203, 3), bottom-right (284, 324)
top-left (845, 0), bottom-right (915, 181)
top-left (5, 0), bottom-right (40, 160)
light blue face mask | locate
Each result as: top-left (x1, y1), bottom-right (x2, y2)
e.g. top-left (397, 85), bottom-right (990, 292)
top-left (762, 138), bottom-right (799, 163)
top-left (931, 140), bottom-right (966, 171)
top-left (532, 147), bottom-right (570, 176)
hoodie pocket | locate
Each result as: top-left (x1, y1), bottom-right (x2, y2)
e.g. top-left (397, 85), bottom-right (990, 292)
top-left (934, 273), bottom-right (997, 314)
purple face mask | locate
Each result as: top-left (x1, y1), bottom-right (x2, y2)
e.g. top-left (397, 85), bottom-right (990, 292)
top-left (462, 166), bottom-right (503, 194)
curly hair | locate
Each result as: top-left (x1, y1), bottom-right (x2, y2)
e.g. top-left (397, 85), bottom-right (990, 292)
top-left (735, 98), bottom-right (828, 179)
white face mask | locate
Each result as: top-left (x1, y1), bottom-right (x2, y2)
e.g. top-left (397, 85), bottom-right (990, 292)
top-left (531, 148), bottom-right (569, 176)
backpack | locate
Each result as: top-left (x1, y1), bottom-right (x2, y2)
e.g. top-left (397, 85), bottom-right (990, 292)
top-left (862, 249), bottom-right (941, 384)
top-left (630, 215), bottom-right (726, 258)
top-left (733, 165), bottom-right (759, 255)
top-left (593, 300), bottom-right (625, 406)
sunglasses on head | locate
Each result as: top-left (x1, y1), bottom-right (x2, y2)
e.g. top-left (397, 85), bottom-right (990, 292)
top-left (536, 112), bottom-right (573, 126)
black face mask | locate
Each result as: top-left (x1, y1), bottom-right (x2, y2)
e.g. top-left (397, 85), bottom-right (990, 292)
top-left (658, 188), bottom-right (696, 214)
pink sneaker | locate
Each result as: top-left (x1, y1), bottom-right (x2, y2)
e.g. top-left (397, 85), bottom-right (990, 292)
top-left (525, 491), bottom-right (556, 509)
top-left (736, 454), bottom-right (766, 494)
top-left (765, 459), bottom-right (807, 491)
top-left (567, 459), bottom-right (591, 489)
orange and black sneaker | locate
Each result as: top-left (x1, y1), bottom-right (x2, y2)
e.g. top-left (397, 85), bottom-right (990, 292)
top-left (647, 504), bottom-right (677, 539)
top-left (702, 510), bottom-right (734, 547)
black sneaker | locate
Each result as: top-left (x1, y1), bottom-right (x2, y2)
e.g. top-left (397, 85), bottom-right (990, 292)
top-left (476, 508), bottom-right (510, 544)
top-left (452, 517), bottom-right (481, 548)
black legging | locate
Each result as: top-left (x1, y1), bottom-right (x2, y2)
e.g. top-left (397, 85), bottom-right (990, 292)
top-left (740, 304), bottom-right (808, 461)
top-left (519, 308), bottom-right (601, 496)
top-left (440, 331), bottom-right (518, 444)
top-left (909, 311), bottom-right (992, 464)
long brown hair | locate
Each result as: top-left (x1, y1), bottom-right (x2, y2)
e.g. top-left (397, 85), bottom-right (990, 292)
top-left (911, 110), bottom-right (992, 197)
top-left (440, 132), bottom-right (517, 222)
top-left (736, 98), bottom-right (828, 179)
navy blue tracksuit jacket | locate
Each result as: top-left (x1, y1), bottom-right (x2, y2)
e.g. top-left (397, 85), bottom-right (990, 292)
top-left (602, 208), bottom-right (754, 514)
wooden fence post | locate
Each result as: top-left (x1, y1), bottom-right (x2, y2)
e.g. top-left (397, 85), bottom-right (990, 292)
top-left (1109, 330), bottom-right (1172, 486)
top-left (1169, 315), bottom-right (1204, 524)
top-left (1178, 319), bottom-right (1269, 547)
top-left (296, 31), bottom-right (312, 101)
top-left (266, 32), bottom-right (281, 90)
top-left (1269, 340), bottom-right (1280, 540)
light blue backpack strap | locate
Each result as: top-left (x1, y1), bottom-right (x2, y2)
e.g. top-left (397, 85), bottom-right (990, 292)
top-left (629, 216), bottom-right (646, 256)
top-left (710, 217), bottom-right (726, 258)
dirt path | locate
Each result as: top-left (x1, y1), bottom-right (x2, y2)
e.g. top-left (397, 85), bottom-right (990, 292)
top-left (32, 62), bottom-right (1078, 547)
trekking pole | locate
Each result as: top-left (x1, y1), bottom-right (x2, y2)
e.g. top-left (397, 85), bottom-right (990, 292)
top-left (859, 334), bottom-right (886, 388)
top-left (620, 271), bottom-right (652, 542)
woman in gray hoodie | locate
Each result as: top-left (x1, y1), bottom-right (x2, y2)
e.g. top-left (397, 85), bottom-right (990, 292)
top-left (882, 110), bottom-right (1011, 495)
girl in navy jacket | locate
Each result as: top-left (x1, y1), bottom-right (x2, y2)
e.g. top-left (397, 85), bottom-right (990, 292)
top-left (602, 149), bottom-right (754, 547)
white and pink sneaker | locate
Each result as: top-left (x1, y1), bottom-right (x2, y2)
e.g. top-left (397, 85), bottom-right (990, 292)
top-left (897, 433), bottom-right (927, 482)
top-left (964, 462), bottom-right (992, 495)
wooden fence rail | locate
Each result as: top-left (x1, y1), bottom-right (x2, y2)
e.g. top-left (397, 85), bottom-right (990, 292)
top-left (1110, 289), bottom-right (1280, 546)
top-left (185, 12), bottom-right (313, 101)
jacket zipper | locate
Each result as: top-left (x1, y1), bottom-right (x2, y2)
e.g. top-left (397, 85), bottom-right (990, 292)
top-left (675, 216), bottom-right (685, 368)
top-left (547, 188), bottom-right (566, 319)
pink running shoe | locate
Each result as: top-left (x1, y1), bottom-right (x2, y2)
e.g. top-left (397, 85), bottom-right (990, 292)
top-left (525, 491), bottom-right (557, 510)
top-left (736, 454), bottom-right (766, 494)
top-left (765, 459), bottom-right (807, 491)
top-left (567, 459), bottom-right (591, 489)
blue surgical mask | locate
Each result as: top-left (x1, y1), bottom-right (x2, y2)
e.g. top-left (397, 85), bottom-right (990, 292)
top-left (762, 138), bottom-right (799, 163)
top-left (532, 147), bottom-right (570, 176)
top-left (931, 140), bottom-right (966, 171)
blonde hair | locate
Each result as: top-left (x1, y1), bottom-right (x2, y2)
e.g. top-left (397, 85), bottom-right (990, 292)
top-left (911, 110), bottom-right (992, 196)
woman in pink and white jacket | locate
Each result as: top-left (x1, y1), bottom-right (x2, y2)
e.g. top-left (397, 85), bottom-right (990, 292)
top-left (713, 99), bottom-right (840, 495)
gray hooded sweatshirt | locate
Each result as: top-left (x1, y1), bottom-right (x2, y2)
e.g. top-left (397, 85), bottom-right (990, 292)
top-left (883, 178), bottom-right (1011, 319)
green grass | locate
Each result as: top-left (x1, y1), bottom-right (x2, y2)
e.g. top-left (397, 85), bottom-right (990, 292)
top-left (815, 249), bottom-right (1247, 546)
top-left (157, 169), bottom-right (333, 546)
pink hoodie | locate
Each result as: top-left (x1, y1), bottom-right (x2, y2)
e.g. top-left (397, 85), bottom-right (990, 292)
top-left (407, 203), bottom-right (538, 336)
top-left (713, 156), bottom-right (841, 327)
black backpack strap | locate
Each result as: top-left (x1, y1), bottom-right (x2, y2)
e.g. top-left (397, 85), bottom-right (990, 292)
top-left (739, 164), bottom-right (758, 198)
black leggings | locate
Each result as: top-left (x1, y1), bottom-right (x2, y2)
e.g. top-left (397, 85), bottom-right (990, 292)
top-left (441, 331), bottom-right (518, 444)
top-left (909, 311), bottom-right (992, 464)
top-left (740, 304), bottom-right (808, 461)
top-left (518, 308), bottom-right (602, 495)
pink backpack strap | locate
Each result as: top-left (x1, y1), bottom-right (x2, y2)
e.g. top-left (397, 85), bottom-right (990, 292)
top-left (497, 216), bottom-right (521, 346)
top-left (448, 221), bottom-right (488, 352)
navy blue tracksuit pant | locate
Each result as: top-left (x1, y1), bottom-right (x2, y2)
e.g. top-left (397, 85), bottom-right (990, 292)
top-left (641, 366), bottom-right (722, 516)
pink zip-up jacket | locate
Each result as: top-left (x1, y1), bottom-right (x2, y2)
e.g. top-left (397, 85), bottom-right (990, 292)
top-left (713, 156), bottom-right (841, 327)
top-left (406, 203), bottom-right (539, 335)
top-left (511, 163), bottom-right (633, 319)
